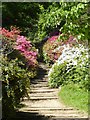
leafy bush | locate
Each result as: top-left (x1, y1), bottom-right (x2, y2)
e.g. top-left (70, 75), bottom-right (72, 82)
top-left (39, 2), bottom-right (88, 64)
top-left (37, 2), bottom-right (88, 41)
top-left (2, 3), bottom-right (51, 43)
top-left (1, 57), bottom-right (32, 118)
top-left (0, 27), bottom-right (38, 119)
top-left (48, 44), bottom-right (89, 90)
top-left (2, 3), bottom-right (40, 38)
top-left (48, 62), bottom-right (67, 87)
top-left (2, 2), bottom-right (88, 43)
top-left (37, 3), bottom-right (64, 40)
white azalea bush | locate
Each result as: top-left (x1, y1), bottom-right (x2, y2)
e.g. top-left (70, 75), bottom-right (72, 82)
top-left (48, 44), bottom-right (89, 90)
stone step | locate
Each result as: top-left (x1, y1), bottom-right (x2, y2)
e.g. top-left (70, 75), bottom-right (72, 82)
top-left (34, 75), bottom-right (48, 79)
top-left (27, 106), bottom-right (73, 108)
top-left (30, 86), bottom-right (49, 89)
top-left (20, 107), bottom-right (76, 111)
top-left (31, 81), bottom-right (48, 83)
top-left (31, 88), bottom-right (58, 91)
top-left (50, 118), bottom-right (88, 120)
top-left (39, 64), bottom-right (50, 70)
top-left (29, 92), bottom-right (58, 97)
top-left (31, 81), bottom-right (48, 84)
top-left (30, 89), bottom-right (59, 93)
top-left (19, 109), bottom-right (84, 116)
top-left (24, 96), bottom-right (58, 100)
top-left (42, 113), bottom-right (87, 118)
top-left (19, 108), bottom-right (87, 118)
top-left (30, 84), bottom-right (48, 87)
top-left (44, 74), bottom-right (49, 77)
top-left (20, 99), bottom-right (66, 108)
top-left (31, 78), bottom-right (48, 82)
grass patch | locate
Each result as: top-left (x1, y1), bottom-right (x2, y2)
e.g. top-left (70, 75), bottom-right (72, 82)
top-left (59, 84), bottom-right (88, 113)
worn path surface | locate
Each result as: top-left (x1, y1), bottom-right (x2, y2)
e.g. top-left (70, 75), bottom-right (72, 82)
top-left (15, 63), bottom-right (88, 120)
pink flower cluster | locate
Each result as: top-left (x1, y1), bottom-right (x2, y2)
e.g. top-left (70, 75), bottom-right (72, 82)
top-left (0, 27), bottom-right (20, 40)
top-left (1, 27), bottom-right (38, 67)
top-left (64, 35), bottom-right (77, 45)
top-left (15, 36), bottom-right (38, 66)
top-left (43, 34), bottom-right (78, 63)
top-left (48, 36), bottom-right (59, 42)
top-left (48, 32), bottom-right (62, 42)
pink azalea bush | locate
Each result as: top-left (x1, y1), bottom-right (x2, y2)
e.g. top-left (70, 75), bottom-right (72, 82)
top-left (43, 34), bottom-right (78, 64)
top-left (15, 35), bottom-right (38, 66)
top-left (0, 27), bottom-right (21, 53)
top-left (48, 36), bottom-right (59, 42)
top-left (1, 27), bottom-right (38, 118)
top-left (0, 27), bottom-right (38, 67)
top-left (0, 26), bottom-right (20, 40)
top-left (43, 34), bottom-right (62, 63)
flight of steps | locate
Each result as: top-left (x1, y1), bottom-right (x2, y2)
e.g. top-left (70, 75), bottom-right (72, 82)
top-left (19, 63), bottom-right (88, 120)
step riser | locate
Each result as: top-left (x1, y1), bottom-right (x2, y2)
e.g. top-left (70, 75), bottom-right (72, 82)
top-left (29, 95), bottom-right (57, 97)
top-left (51, 118), bottom-right (88, 120)
top-left (18, 110), bottom-right (87, 118)
top-left (23, 98), bottom-right (58, 101)
top-left (31, 84), bottom-right (48, 86)
top-left (29, 92), bottom-right (58, 95)
top-left (19, 110), bottom-right (83, 115)
top-left (19, 108), bottom-right (75, 111)
top-left (30, 91), bottom-right (58, 93)
top-left (30, 87), bottom-right (49, 89)
top-left (31, 79), bottom-right (48, 82)
top-left (31, 82), bottom-right (48, 84)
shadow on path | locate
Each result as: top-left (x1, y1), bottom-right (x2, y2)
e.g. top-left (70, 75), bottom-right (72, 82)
top-left (31, 63), bottom-right (48, 83)
top-left (2, 111), bottom-right (88, 120)
top-left (1, 112), bottom-right (89, 120)
top-left (3, 111), bottom-right (49, 120)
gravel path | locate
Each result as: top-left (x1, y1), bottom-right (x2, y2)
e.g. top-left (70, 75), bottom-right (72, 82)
top-left (17, 63), bottom-right (88, 120)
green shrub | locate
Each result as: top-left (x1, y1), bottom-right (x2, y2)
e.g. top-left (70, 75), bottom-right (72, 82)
top-left (48, 44), bottom-right (89, 90)
top-left (37, 3), bottom-right (62, 40)
top-left (48, 58), bottom-right (89, 89)
top-left (2, 3), bottom-right (51, 43)
top-left (48, 62), bottom-right (67, 87)
top-left (2, 3), bottom-right (40, 37)
top-left (1, 57), bottom-right (36, 118)
top-left (37, 2), bottom-right (88, 41)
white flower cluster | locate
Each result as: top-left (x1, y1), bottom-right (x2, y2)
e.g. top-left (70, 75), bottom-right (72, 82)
top-left (57, 44), bottom-right (88, 66)
top-left (48, 44), bottom-right (88, 79)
